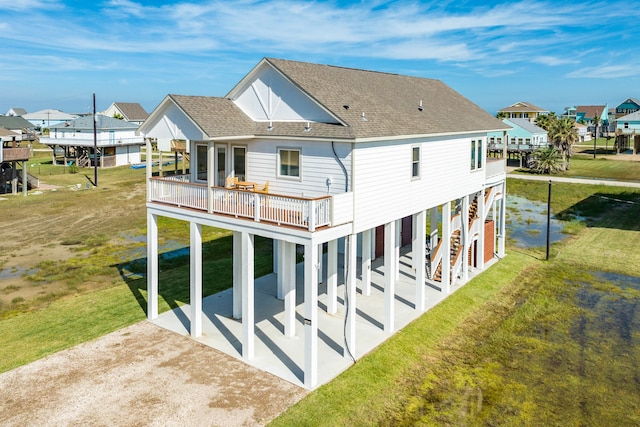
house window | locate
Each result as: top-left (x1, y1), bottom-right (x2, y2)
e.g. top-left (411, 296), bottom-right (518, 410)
top-left (624, 123), bottom-right (629, 129)
top-left (471, 139), bottom-right (483, 170)
top-left (279, 148), bottom-right (300, 178)
top-left (233, 146), bottom-right (246, 181)
top-left (196, 144), bottom-right (207, 181)
top-left (471, 140), bottom-right (476, 170)
top-left (411, 146), bottom-right (420, 178)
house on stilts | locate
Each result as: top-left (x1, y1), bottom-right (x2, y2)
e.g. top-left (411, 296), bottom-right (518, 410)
top-left (138, 58), bottom-right (510, 389)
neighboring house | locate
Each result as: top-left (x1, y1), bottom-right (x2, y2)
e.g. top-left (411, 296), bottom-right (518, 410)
top-left (487, 119), bottom-right (549, 153)
top-left (574, 105), bottom-right (608, 135)
top-left (1, 127), bottom-right (30, 195)
top-left (497, 102), bottom-right (550, 121)
top-left (5, 107), bottom-right (27, 117)
top-left (614, 98), bottom-right (640, 119)
top-left (102, 102), bottom-right (149, 125)
top-left (137, 57), bottom-right (509, 389)
top-left (615, 110), bottom-right (640, 154)
top-left (575, 123), bottom-right (590, 142)
top-left (43, 114), bottom-right (144, 167)
top-left (0, 116), bottom-right (37, 141)
top-left (22, 109), bottom-right (78, 130)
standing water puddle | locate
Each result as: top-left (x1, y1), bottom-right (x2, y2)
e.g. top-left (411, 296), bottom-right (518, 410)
top-left (506, 194), bottom-right (569, 248)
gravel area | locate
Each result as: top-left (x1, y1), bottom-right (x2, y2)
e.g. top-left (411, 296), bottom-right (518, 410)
top-left (0, 322), bottom-right (307, 426)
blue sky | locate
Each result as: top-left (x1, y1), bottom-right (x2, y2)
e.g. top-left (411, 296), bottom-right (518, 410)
top-left (1, 0), bottom-right (638, 117)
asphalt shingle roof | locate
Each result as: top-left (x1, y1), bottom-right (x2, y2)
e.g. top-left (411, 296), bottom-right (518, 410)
top-left (49, 115), bottom-right (139, 131)
top-left (113, 102), bottom-right (149, 121)
top-left (0, 116), bottom-right (34, 130)
top-left (158, 58), bottom-right (508, 141)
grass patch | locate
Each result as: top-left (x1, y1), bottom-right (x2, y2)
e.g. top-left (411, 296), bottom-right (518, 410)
top-left (272, 185), bottom-right (640, 426)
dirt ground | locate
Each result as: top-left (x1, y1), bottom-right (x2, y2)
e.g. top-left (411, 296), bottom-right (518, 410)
top-left (0, 321), bottom-right (307, 426)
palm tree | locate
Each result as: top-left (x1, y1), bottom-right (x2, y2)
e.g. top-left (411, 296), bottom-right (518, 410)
top-left (535, 112), bottom-right (557, 131)
top-left (549, 117), bottom-right (579, 170)
top-left (496, 111), bottom-right (508, 120)
top-left (528, 146), bottom-right (563, 174)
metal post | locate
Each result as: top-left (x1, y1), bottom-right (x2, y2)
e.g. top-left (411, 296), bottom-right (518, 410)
top-left (546, 180), bottom-right (551, 261)
top-left (93, 93), bottom-right (98, 187)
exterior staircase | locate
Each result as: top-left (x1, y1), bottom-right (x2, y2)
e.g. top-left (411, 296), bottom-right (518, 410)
top-left (429, 193), bottom-right (482, 283)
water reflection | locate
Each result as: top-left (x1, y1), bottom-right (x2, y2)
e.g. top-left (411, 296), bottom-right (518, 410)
top-left (506, 195), bottom-right (568, 248)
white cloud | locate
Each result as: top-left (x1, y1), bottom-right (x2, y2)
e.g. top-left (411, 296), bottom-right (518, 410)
top-left (567, 64), bottom-right (639, 79)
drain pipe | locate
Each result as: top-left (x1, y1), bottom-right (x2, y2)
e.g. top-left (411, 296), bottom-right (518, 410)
top-left (332, 141), bottom-right (348, 192)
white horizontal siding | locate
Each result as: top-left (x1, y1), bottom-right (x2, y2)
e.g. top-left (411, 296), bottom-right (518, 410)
top-left (247, 139), bottom-right (352, 198)
top-left (352, 134), bottom-right (486, 232)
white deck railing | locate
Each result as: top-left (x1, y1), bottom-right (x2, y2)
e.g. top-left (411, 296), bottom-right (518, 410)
top-left (485, 158), bottom-right (506, 180)
top-left (149, 176), bottom-right (333, 231)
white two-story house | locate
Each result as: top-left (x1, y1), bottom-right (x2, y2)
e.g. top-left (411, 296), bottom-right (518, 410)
top-left (138, 58), bottom-right (509, 389)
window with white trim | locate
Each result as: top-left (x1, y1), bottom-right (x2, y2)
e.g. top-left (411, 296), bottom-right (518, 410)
top-left (279, 148), bottom-right (300, 178)
top-left (411, 146), bottom-right (420, 178)
top-left (470, 139), bottom-right (483, 170)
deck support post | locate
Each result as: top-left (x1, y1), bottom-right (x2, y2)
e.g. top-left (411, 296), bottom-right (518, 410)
top-left (327, 239), bottom-right (338, 314)
top-left (477, 187), bottom-right (486, 270)
top-left (276, 239), bottom-right (285, 300)
top-left (190, 222), bottom-right (202, 338)
top-left (462, 195), bottom-right (470, 281)
top-left (283, 241), bottom-right (296, 337)
top-left (344, 233), bottom-right (357, 359)
top-left (241, 232), bottom-right (255, 360)
top-left (362, 229), bottom-right (372, 296)
top-left (146, 212), bottom-right (158, 320)
top-left (498, 183), bottom-right (506, 257)
top-left (304, 242), bottom-right (319, 389)
top-left (442, 202), bottom-right (451, 293)
top-left (384, 220), bottom-right (396, 333)
top-left (232, 232), bottom-right (242, 319)
top-left (414, 210), bottom-right (427, 311)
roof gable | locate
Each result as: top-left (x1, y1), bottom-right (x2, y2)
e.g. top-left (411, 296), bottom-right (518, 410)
top-left (575, 105), bottom-right (606, 120)
top-left (228, 60), bottom-right (340, 124)
top-left (504, 118), bottom-right (546, 134)
top-left (110, 102), bottom-right (149, 121)
top-left (499, 102), bottom-right (548, 113)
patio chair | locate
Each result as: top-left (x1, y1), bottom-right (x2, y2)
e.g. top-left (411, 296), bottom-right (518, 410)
top-left (225, 176), bottom-right (238, 188)
top-left (254, 181), bottom-right (269, 193)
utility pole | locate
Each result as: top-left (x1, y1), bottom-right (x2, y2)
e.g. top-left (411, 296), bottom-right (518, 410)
top-left (93, 93), bottom-right (98, 187)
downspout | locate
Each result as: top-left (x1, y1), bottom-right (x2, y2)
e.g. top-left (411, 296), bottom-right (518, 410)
top-left (332, 141), bottom-right (348, 192)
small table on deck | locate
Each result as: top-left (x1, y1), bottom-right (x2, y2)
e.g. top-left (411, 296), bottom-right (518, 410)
top-left (235, 181), bottom-right (256, 190)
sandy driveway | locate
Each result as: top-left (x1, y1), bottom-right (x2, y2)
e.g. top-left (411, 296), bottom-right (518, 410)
top-left (0, 322), bottom-right (307, 426)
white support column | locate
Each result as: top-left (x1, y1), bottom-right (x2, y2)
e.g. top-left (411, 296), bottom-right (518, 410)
top-left (276, 239), bottom-right (285, 300)
top-left (462, 195), bottom-right (470, 281)
top-left (190, 222), bottom-right (203, 338)
top-left (442, 202), bottom-right (451, 294)
top-left (145, 139), bottom-right (152, 202)
top-left (146, 212), bottom-right (158, 320)
top-left (395, 219), bottom-right (401, 280)
top-left (317, 243), bottom-right (323, 283)
top-left (430, 207), bottom-right (439, 248)
top-left (384, 221), bottom-right (396, 333)
top-left (477, 188), bottom-right (486, 270)
top-left (304, 242), bottom-right (319, 389)
top-left (241, 232), bottom-right (255, 360)
top-left (498, 183), bottom-right (506, 257)
top-left (327, 239), bottom-right (338, 314)
top-left (283, 241), bottom-right (296, 337)
top-left (362, 229), bottom-right (372, 296)
top-left (273, 239), bottom-right (278, 274)
top-left (207, 142), bottom-right (214, 213)
top-left (415, 210), bottom-right (427, 311)
top-left (232, 231), bottom-right (242, 319)
top-left (345, 233), bottom-right (357, 359)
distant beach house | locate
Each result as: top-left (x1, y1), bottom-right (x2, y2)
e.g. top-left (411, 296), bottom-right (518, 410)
top-left (615, 110), bottom-right (640, 154)
top-left (497, 102), bottom-right (550, 121)
top-left (488, 118), bottom-right (548, 163)
top-left (22, 109), bottom-right (78, 130)
top-left (43, 115), bottom-right (144, 167)
top-left (614, 98), bottom-right (640, 119)
top-left (102, 102), bottom-right (149, 125)
top-left (5, 107), bottom-right (27, 117)
top-left (137, 57), bottom-right (509, 389)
